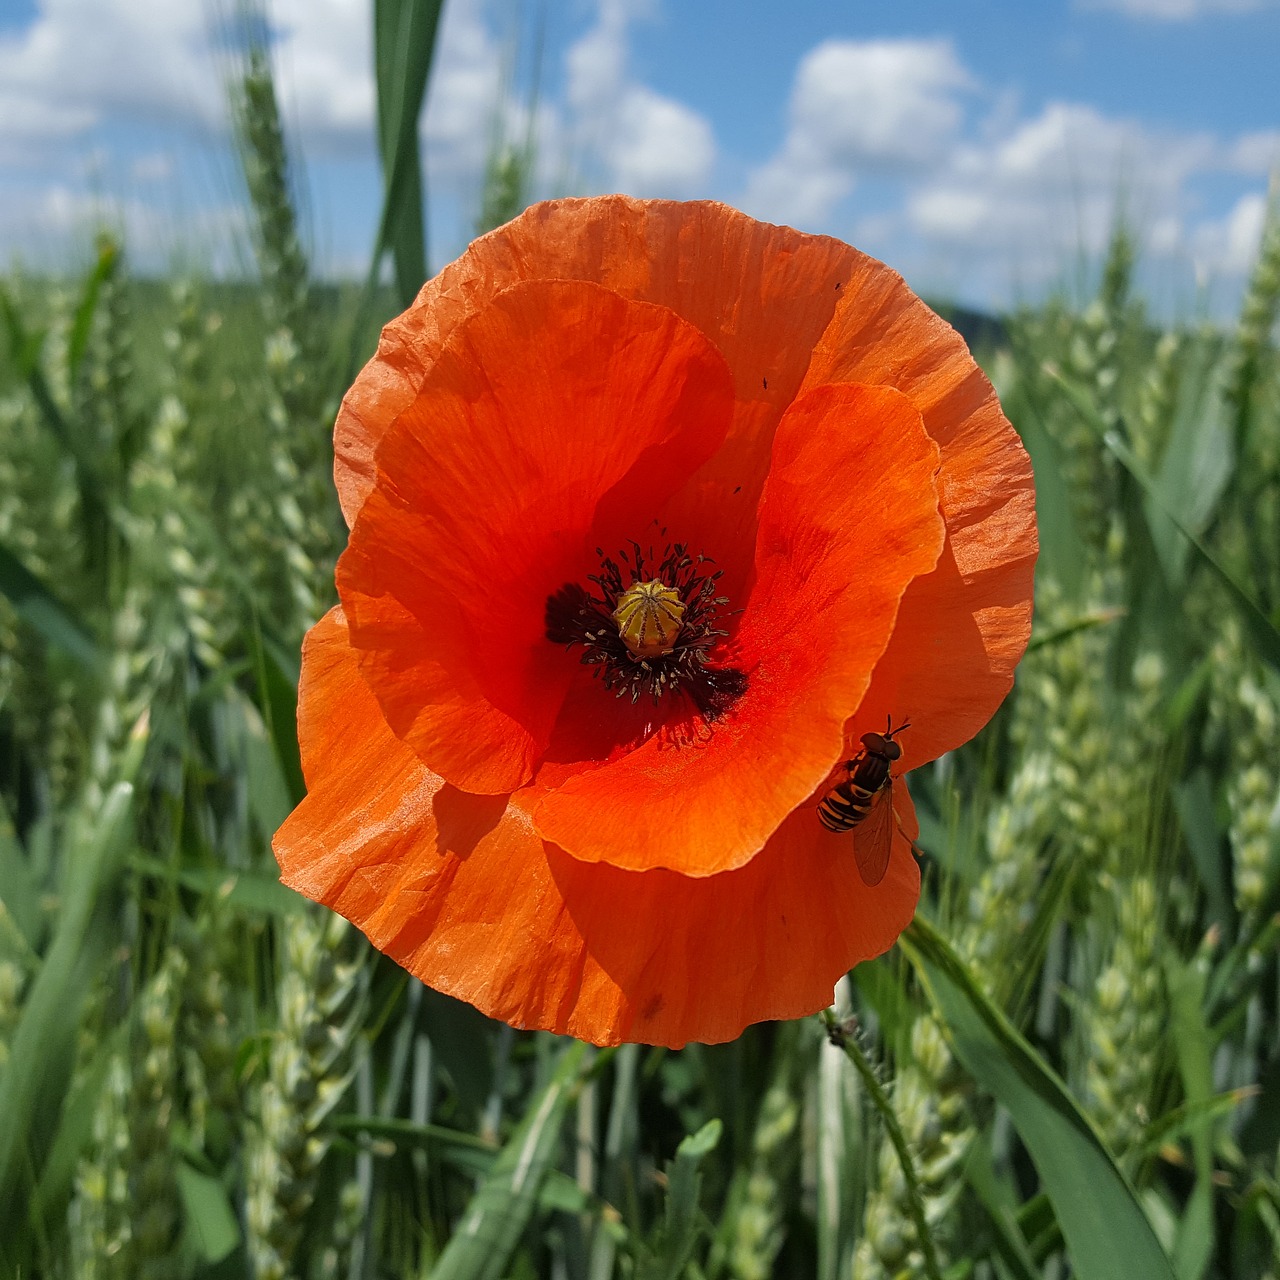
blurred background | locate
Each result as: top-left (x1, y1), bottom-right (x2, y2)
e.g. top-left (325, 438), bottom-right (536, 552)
top-left (1, 2), bottom-right (1279, 1279)
top-left (1, 0), bottom-right (1277, 312)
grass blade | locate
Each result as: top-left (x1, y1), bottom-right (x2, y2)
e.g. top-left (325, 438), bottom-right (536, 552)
top-left (1105, 426), bottom-right (1280, 674)
top-left (1011, 386), bottom-right (1089, 599)
top-left (374, 0), bottom-right (444, 309)
top-left (965, 1134), bottom-right (1042, 1280)
top-left (1149, 340), bottom-right (1234, 585)
top-left (1049, 365), bottom-right (1280, 673)
top-left (0, 717), bottom-right (147, 1258)
top-left (815, 996), bottom-right (860, 1280)
top-left (26, 1022), bottom-right (125, 1230)
top-left (248, 620), bottom-right (305, 807)
top-left (901, 915), bottom-right (1177, 1280)
top-left (640, 1118), bottom-right (722, 1280)
top-left (344, 0), bottom-right (446, 383)
top-left (419, 986), bottom-right (497, 1122)
top-left (429, 1040), bottom-right (590, 1280)
top-left (1173, 770), bottom-right (1232, 929)
top-left (1166, 955), bottom-right (1216, 1280)
top-left (822, 1012), bottom-right (944, 1280)
top-left (0, 287), bottom-right (75, 451)
top-left (175, 1162), bottom-right (243, 1264)
top-left (125, 854), bottom-right (307, 915)
top-left (66, 236), bottom-right (120, 381)
top-left (0, 541), bottom-right (102, 673)
top-left (0, 281), bottom-right (114, 595)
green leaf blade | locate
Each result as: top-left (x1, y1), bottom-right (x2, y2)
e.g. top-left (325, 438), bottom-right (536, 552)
top-left (902, 916), bottom-right (1177, 1280)
top-left (372, 0), bottom-right (445, 309)
top-left (428, 1040), bottom-right (589, 1280)
top-left (0, 542), bottom-right (102, 673)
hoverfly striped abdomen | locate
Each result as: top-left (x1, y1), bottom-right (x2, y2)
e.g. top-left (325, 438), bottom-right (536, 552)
top-left (818, 717), bottom-right (910, 886)
top-left (817, 764), bottom-right (889, 831)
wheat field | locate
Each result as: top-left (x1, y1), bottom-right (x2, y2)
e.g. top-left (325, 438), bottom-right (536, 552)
top-left (1, 8), bottom-right (1278, 1278)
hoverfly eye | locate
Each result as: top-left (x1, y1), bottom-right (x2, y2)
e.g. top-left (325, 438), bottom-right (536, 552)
top-left (861, 732), bottom-right (886, 753)
top-left (884, 740), bottom-right (903, 761)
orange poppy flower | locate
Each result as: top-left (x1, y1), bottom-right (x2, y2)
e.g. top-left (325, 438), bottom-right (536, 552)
top-left (273, 196), bottom-right (1036, 1048)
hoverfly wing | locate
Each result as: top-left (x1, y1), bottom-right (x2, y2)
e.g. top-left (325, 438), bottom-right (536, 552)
top-left (850, 783), bottom-right (896, 887)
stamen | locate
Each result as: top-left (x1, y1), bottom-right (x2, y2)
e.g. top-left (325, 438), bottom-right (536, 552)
top-left (545, 540), bottom-right (747, 718)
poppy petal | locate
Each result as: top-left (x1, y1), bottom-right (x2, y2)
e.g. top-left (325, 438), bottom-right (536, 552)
top-left (543, 794), bottom-right (922, 1048)
top-left (336, 279), bottom-right (735, 795)
top-left (277, 605), bottom-right (442, 917)
top-left (801, 256), bottom-right (1037, 767)
top-left (532, 382), bottom-right (944, 876)
top-left (333, 196), bottom-right (862, 559)
top-left (274, 606), bottom-right (921, 1049)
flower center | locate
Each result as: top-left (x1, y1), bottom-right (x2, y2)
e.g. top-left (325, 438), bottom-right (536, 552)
top-left (545, 540), bottom-right (747, 719)
top-left (613, 579), bottom-right (685, 657)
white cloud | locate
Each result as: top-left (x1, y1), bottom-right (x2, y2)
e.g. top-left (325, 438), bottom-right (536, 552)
top-left (1227, 130), bottom-right (1280, 175)
top-left (565, 0), bottom-right (632, 116)
top-left (564, 0), bottom-right (715, 197)
top-left (0, 0), bottom-right (428, 161)
top-left (1148, 212), bottom-right (1183, 255)
top-left (0, 0), bottom-right (382, 160)
top-left (906, 103), bottom-right (1215, 266)
top-left (0, 0), bottom-right (516, 267)
top-left (129, 151), bottom-right (175, 182)
top-left (797, 39), bottom-right (972, 168)
top-left (270, 0), bottom-right (375, 149)
top-left (0, 92), bottom-right (95, 158)
top-left (421, 0), bottom-right (504, 180)
top-left (0, 0), bottom-right (716, 267)
top-left (743, 38), bottom-right (973, 227)
top-left (607, 85), bottom-right (714, 194)
top-left (875, 97), bottom-right (1280, 311)
top-left (1079, 0), bottom-right (1272, 18)
top-left (0, 0), bottom-right (219, 159)
top-left (1192, 190), bottom-right (1269, 276)
top-left (738, 26), bottom-right (1273, 314)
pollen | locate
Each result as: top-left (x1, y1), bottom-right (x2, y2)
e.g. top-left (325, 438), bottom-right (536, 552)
top-left (613, 580), bottom-right (685, 657)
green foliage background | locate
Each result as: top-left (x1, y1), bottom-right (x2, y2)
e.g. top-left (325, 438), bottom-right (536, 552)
top-left (1, 3), bottom-right (1278, 1276)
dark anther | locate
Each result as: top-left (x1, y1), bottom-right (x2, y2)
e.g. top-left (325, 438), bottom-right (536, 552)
top-left (545, 582), bottom-right (594, 646)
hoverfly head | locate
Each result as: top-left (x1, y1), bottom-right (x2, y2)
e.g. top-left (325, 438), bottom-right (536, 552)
top-left (880, 715), bottom-right (912, 761)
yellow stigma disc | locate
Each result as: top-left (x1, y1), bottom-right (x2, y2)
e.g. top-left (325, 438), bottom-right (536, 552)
top-left (613, 580), bottom-right (685, 658)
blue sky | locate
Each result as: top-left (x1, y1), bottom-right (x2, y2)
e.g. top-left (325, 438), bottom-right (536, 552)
top-left (0, 0), bottom-right (1276, 314)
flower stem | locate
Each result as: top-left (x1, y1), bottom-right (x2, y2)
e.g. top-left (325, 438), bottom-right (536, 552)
top-left (820, 1009), bottom-right (944, 1280)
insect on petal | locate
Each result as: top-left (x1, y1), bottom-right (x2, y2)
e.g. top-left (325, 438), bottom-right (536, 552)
top-left (850, 785), bottom-right (898, 888)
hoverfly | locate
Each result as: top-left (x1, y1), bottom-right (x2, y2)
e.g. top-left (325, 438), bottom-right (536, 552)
top-left (817, 717), bottom-right (910, 887)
